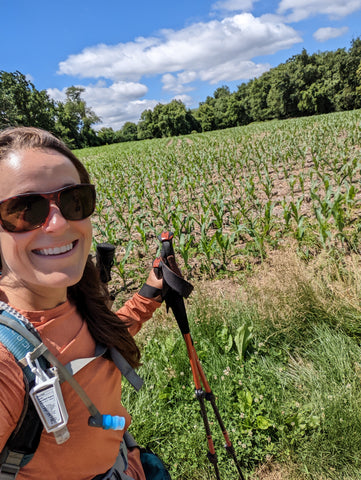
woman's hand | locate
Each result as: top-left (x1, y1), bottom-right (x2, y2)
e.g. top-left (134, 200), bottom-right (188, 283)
top-left (145, 268), bottom-right (163, 290)
top-left (138, 267), bottom-right (163, 302)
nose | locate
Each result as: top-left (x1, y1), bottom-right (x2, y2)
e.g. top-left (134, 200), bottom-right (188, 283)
top-left (42, 202), bottom-right (69, 232)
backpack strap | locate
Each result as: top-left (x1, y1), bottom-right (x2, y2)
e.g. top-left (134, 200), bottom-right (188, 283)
top-left (91, 433), bottom-right (139, 480)
top-left (45, 345), bottom-right (143, 392)
top-left (110, 348), bottom-right (143, 392)
top-left (0, 304), bottom-right (49, 479)
top-left (92, 441), bottom-right (133, 480)
top-left (0, 302), bottom-right (143, 479)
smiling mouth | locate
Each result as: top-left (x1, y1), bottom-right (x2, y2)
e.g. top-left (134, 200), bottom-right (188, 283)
top-left (33, 241), bottom-right (77, 256)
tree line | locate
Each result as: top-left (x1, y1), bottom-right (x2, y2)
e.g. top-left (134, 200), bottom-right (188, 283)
top-left (1, 38), bottom-right (361, 148)
top-left (0, 73), bottom-right (101, 149)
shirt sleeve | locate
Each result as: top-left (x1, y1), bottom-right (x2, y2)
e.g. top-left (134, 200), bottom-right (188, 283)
top-left (0, 345), bottom-right (26, 451)
top-left (115, 293), bottom-right (161, 336)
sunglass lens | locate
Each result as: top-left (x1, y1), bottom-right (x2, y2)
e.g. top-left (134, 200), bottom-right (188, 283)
top-left (59, 185), bottom-right (95, 221)
top-left (1, 195), bottom-right (49, 232)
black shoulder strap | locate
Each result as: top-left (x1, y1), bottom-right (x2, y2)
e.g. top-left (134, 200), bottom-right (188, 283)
top-left (110, 348), bottom-right (143, 391)
top-left (0, 305), bottom-right (49, 478)
top-left (0, 378), bottom-right (44, 477)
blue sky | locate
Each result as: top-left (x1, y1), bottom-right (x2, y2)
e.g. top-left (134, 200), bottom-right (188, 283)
top-left (1, 0), bottom-right (361, 130)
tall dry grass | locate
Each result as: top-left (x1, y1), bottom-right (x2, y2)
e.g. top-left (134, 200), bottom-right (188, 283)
top-left (243, 242), bottom-right (361, 347)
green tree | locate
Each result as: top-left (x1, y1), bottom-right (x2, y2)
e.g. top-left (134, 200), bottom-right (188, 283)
top-left (120, 122), bottom-right (138, 142)
top-left (137, 109), bottom-right (159, 139)
top-left (356, 62), bottom-right (361, 95)
top-left (55, 86), bottom-right (100, 148)
top-left (248, 72), bottom-right (273, 121)
top-left (196, 102), bottom-right (216, 132)
top-left (0, 70), bottom-right (56, 131)
top-left (266, 63), bottom-right (299, 119)
top-left (232, 83), bottom-right (252, 124)
top-left (213, 85), bottom-right (233, 129)
top-left (298, 82), bottom-right (331, 114)
top-left (225, 89), bottom-right (251, 126)
top-left (97, 127), bottom-right (117, 145)
top-left (334, 39), bottom-right (361, 110)
top-left (146, 100), bottom-right (198, 138)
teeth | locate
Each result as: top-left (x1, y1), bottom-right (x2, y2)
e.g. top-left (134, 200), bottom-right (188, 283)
top-left (37, 243), bottom-right (74, 256)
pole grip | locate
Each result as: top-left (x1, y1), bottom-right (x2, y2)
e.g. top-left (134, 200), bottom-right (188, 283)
top-left (157, 231), bottom-right (193, 334)
top-left (158, 231), bottom-right (175, 260)
top-left (96, 243), bottom-right (116, 283)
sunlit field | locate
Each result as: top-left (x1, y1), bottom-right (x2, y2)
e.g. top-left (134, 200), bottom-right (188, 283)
top-left (77, 110), bottom-right (361, 479)
top-left (78, 109), bottom-right (361, 293)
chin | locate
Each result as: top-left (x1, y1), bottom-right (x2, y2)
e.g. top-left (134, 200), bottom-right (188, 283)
top-left (35, 270), bottom-right (84, 289)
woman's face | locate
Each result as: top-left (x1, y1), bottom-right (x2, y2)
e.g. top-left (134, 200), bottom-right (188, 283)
top-left (0, 148), bottom-right (93, 302)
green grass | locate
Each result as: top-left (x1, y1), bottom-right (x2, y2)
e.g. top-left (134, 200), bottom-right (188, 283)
top-left (277, 324), bottom-right (361, 478)
top-left (120, 247), bottom-right (361, 480)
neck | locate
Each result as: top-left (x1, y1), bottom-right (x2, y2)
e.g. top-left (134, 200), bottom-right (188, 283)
top-left (0, 280), bottom-right (67, 311)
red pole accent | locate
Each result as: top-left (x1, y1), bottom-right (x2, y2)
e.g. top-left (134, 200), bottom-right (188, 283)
top-left (223, 431), bottom-right (232, 447)
top-left (183, 334), bottom-right (202, 390)
top-left (152, 257), bottom-right (162, 268)
top-left (160, 231), bottom-right (174, 242)
top-left (194, 352), bottom-right (212, 393)
top-left (206, 434), bottom-right (216, 455)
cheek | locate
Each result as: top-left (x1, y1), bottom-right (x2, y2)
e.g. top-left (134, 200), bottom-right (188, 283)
top-left (0, 227), bottom-right (35, 254)
top-left (85, 219), bottom-right (93, 242)
top-left (0, 233), bottom-right (28, 273)
top-left (80, 219), bottom-right (93, 253)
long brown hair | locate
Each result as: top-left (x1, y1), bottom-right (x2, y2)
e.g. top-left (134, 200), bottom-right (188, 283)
top-left (0, 126), bottom-right (140, 367)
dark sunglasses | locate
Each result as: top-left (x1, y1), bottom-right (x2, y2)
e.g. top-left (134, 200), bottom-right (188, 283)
top-left (0, 184), bottom-right (96, 233)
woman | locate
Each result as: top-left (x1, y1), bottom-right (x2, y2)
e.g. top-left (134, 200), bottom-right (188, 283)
top-left (0, 126), bottom-right (162, 479)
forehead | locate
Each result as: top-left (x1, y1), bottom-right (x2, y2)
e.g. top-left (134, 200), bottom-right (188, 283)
top-left (0, 148), bottom-right (81, 198)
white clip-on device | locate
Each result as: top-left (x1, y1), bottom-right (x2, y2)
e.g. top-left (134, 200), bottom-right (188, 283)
top-left (25, 352), bottom-right (70, 445)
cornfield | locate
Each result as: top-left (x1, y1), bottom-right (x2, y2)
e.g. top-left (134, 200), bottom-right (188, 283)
top-left (77, 109), bottom-right (361, 291)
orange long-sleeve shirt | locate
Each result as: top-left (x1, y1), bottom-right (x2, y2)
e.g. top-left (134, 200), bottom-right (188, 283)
top-left (0, 293), bottom-right (160, 480)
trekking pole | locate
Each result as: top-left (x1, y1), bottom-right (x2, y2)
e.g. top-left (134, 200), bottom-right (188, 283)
top-left (155, 231), bottom-right (245, 480)
top-left (96, 242), bottom-right (116, 308)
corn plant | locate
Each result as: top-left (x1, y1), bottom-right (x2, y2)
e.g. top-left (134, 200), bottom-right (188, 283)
top-left (76, 109), bottom-right (361, 288)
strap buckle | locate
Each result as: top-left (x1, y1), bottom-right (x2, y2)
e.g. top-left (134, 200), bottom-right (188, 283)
top-left (0, 451), bottom-right (23, 479)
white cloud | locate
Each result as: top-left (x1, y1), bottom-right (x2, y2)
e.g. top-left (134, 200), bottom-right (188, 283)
top-left (211, 0), bottom-right (258, 12)
top-left (171, 94), bottom-right (194, 107)
top-left (199, 59), bottom-right (271, 83)
top-left (313, 26), bottom-right (349, 42)
top-left (58, 13), bottom-right (301, 92)
top-left (47, 81), bottom-right (154, 130)
top-left (46, 0), bottom-right (361, 130)
top-left (92, 99), bottom-right (159, 131)
top-left (47, 88), bottom-right (66, 102)
top-left (83, 80), bottom-right (148, 104)
top-left (278, 0), bottom-right (361, 22)
top-left (162, 72), bottom-right (197, 93)
top-left (55, 13), bottom-right (302, 129)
